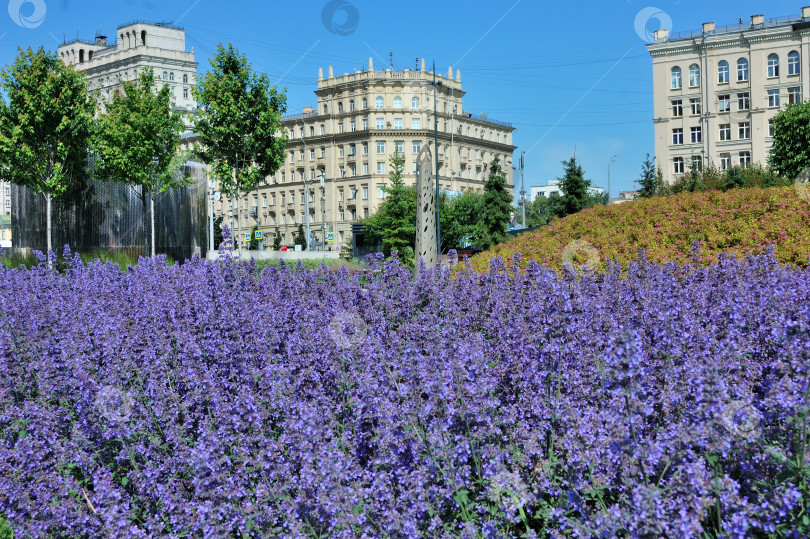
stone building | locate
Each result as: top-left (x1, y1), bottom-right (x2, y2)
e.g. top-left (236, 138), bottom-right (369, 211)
top-left (647, 7), bottom-right (810, 184)
top-left (215, 58), bottom-right (516, 252)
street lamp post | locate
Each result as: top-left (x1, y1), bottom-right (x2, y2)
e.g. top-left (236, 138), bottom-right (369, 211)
top-left (607, 154), bottom-right (618, 205)
top-left (512, 152), bottom-right (526, 228)
top-left (320, 171), bottom-right (327, 252)
top-left (429, 61), bottom-right (442, 255)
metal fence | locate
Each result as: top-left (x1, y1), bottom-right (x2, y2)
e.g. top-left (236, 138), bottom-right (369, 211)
top-left (11, 162), bottom-right (209, 261)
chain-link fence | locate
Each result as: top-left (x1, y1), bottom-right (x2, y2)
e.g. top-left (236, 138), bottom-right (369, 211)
top-left (10, 162), bottom-right (209, 261)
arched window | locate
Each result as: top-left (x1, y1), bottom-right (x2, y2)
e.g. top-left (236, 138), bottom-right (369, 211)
top-left (349, 99), bottom-right (355, 111)
top-left (79, 49), bottom-right (85, 63)
top-left (394, 97), bottom-right (402, 108)
top-left (375, 96), bottom-right (384, 108)
top-left (169, 72), bottom-right (175, 81)
top-left (183, 74), bottom-right (188, 84)
top-left (411, 97), bottom-right (420, 108)
top-left (788, 50), bottom-right (800, 75)
top-left (163, 71), bottom-right (168, 81)
top-left (671, 66), bottom-right (682, 89)
top-left (323, 104), bottom-right (328, 114)
top-left (141, 30), bottom-right (147, 47)
top-left (768, 54), bottom-right (780, 77)
top-left (338, 102), bottom-right (343, 113)
top-left (737, 58), bottom-right (749, 81)
top-left (717, 60), bottom-right (729, 83)
top-left (309, 126), bottom-right (314, 136)
top-left (688, 64), bottom-right (700, 87)
top-left (88, 51), bottom-right (93, 61)
top-left (362, 97), bottom-right (368, 108)
top-left (320, 124), bottom-right (325, 135)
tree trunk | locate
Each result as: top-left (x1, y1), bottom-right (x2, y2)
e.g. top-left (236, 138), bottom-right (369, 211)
top-left (150, 192), bottom-right (156, 258)
top-left (45, 192), bottom-right (52, 268)
top-left (234, 167), bottom-right (242, 259)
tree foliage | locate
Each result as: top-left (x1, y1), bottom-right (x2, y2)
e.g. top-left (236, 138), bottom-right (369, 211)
top-left (480, 156), bottom-right (513, 250)
top-left (637, 153), bottom-right (662, 198)
top-left (441, 191), bottom-right (485, 251)
top-left (294, 224), bottom-right (307, 250)
top-left (273, 230), bottom-right (282, 251)
top-left (363, 152), bottom-right (417, 260)
top-left (555, 156), bottom-right (591, 218)
top-left (0, 46), bottom-right (95, 254)
top-left (769, 100), bottom-right (810, 180)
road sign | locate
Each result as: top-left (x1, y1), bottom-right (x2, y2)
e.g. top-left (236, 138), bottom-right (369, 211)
top-left (244, 233), bottom-right (251, 242)
top-left (254, 230), bottom-right (263, 240)
top-left (508, 226), bottom-right (515, 231)
top-left (327, 232), bottom-right (334, 242)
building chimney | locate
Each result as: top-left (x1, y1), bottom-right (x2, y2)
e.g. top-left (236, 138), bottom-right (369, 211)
top-left (803, 6), bottom-right (810, 19)
top-left (702, 22), bottom-right (715, 33)
top-left (328, 65), bottom-right (333, 78)
top-left (653, 28), bottom-right (669, 41)
top-left (303, 106), bottom-right (313, 114)
top-left (751, 14), bottom-right (765, 26)
top-left (318, 67), bottom-right (323, 81)
top-left (368, 56), bottom-right (373, 70)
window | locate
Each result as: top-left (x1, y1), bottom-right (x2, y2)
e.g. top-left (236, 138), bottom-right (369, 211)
top-left (394, 141), bottom-right (404, 153)
top-left (349, 143), bottom-right (356, 156)
top-left (690, 98), bottom-right (701, 115)
top-left (738, 122), bottom-right (750, 139)
top-left (689, 64), bottom-right (700, 87)
top-left (671, 67), bottom-right (682, 89)
top-left (362, 186), bottom-right (369, 199)
top-left (768, 118), bottom-right (775, 137)
top-left (290, 152), bottom-right (295, 164)
top-left (323, 104), bottom-right (328, 114)
top-left (183, 88), bottom-right (189, 99)
top-left (737, 92), bottom-right (750, 110)
top-left (672, 128), bottom-right (683, 145)
top-left (319, 147), bottom-right (325, 158)
top-left (718, 94), bottom-right (730, 112)
top-left (719, 124), bottom-right (731, 141)
top-left (350, 100), bottom-right (355, 111)
top-left (363, 142), bottom-right (368, 155)
top-left (412, 97), bottom-right (420, 108)
top-left (788, 51), bottom-right (800, 75)
top-left (309, 126), bottom-right (315, 137)
top-left (377, 162), bottom-right (385, 174)
top-left (310, 149), bottom-right (315, 161)
top-left (413, 141), bottom-right (421, 153)
top-left (376, 141), bottom-right (385, 153)
top-left (737, 58), bottom-right (749, 82)
top-left (394, 118), bottom-right (403, 129)
top-left (362, 118), bottom-right (368, 130)
top-left (320, 124), bottom-right (325, 135)
top-left (339, 189), bottom-right (344, 201)
top-left (768, 54), bottom-right (779, 78)
top-left (739, 151), bottom-right (751, 167)
top-left (789, 87), bottom-right (802, 104)
top-left (718, 60), bottom-right (729, 83)
top-left (291, 192), bottom-right (295, 204)
top-left (363, 163), bottom-right (369, 175)
top-left (672, 100), bottom-right (683, 117)
top-left (338, 102), bottom-right (344, 113)
top-left (339, 146), bottom-right (344, 157)
top-left (394, 97), bottom-right (402, 108)
top-left (691, 156), bottom-right (702, 171)
top-left (350, 120), bottom-right (356, 132)
top-left (691, 126), bottom-right (702, 143)
top-left (162, 71), bottom-right (168, 81)
top-left (377, 187), bottom-right (386, 199)
top-left (183, 74), bottom-right (188, 84)
top-left (376, 117), bottom-right (384, 129)
top-left (338, 121), bottom-right (344, 134)
top-left (412, 118), bottom-right (421, 129)
top-left (412, 162), bottom-right (418, 174)
top-left (720, 154), bottom-right (731, 170)
top-left (362, 98), bottom-right (368, 108)
top-left (768, 89), bottom-right (780, 108)
top-left (169, 72), bottom-right (175, 81)
top-left (375, 96), bottom-right (384, 108)
top-left (674, 157), bottom-right (684, 174)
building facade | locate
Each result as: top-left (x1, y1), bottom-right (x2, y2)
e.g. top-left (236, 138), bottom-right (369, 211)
top-left (215, 58), bottom-right (516, 252)
top-left (530, 179), bottom-right (604, 200)
top-left (647, 7), bottom-right (810, 184)
top-left (58, 21), bottom-right (197, 123)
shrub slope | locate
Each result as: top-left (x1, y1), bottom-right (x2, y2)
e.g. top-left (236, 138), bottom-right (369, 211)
top-left (470, 186), bottom-right (810, 273)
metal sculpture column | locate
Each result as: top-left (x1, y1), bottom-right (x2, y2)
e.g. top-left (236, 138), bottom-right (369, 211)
top-left (415, 144), bottom-right (437, 271)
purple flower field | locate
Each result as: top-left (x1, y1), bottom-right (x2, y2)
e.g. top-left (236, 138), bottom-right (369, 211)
top-left (0, 247), bottom-right (809, 538)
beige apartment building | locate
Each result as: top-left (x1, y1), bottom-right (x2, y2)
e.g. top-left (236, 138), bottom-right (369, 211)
top-left (58, 21), bottom-right (198, 122)
top-left (215, 59), bottom-right (516, 252)
top-left (647, 7), bottom-right (810, 184)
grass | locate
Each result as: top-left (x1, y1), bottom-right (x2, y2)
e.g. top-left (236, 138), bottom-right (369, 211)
top-left (1, 248), bottom-right (174, 271)
top-left (253, 257), bottom-right (366, 272)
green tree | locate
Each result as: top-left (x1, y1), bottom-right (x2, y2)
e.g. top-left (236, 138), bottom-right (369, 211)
top-left (213, 216), bottom-right (224, 250)
top-left (94, 67), bottom-right (188, 257)
top-left (555, 157), bottom-right (591, 218)
top-left (363, 152), bottom-right (417, 261)
top-left (637, 153), bottom-right (661, 198)
top-left (194, 43), bottom-right (288, 256)
top-left (272, 230), bottom-right (282, 250)
top-left (441, 191), bottom-right (485, 250)
top-left (480, 156), bottom-right (513, 249)
top-left (0, 47), bottom-right (95, 259)
top-left (248, 225), bottom-right (259, 250)
top-left (769, 101), bottom-right (810, 180)
top-left (294, 224), bottom-right (307, 250)
top-left (522, 193), bottom-right (561, 228)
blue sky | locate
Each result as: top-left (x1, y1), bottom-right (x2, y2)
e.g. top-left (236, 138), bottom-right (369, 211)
top-left (0, 0), bottom-right (802, 198)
